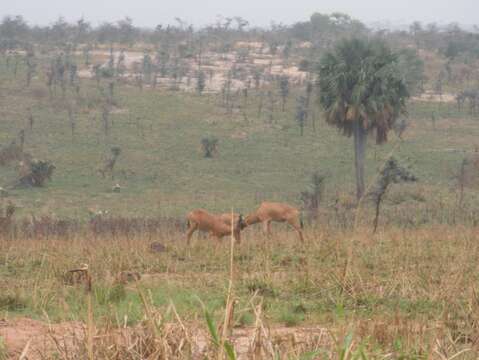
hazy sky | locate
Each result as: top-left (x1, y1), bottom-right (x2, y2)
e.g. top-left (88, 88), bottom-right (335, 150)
top-left (1, 0), bottom-right (477, 28)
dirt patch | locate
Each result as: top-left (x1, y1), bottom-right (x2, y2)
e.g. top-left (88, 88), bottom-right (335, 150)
top-left (0, 317), bottom-right (329, 359)
top-left (230, 326), bottom-right (329, 359)
top-left (231, 131), bottom-right (248, 140)
top-left (76, 44), bottom-right (309, 93)
top-left (412, 91), bottom-right (456, 103)
top-left (87, 50), bottom-right (144, 69)
top-left (0, 318), bottom-right (83, 359)
top-left (110, 106), bottom-right (129, 114)
top-left (77, 69), bottom-right (93, 79)
top-left (234, 41), bottom-right (264, 50)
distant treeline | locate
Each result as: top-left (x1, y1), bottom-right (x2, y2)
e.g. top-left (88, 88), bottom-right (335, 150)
top-left (1, 13), bottom-right (479, 60)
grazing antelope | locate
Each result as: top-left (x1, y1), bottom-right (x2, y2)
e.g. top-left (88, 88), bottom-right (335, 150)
top-left (186, 209), bottom-right (245, 245)
top-left (218, 212), bottom-right (241, 225)
top-left (244, 202), bottom-right (304, 242)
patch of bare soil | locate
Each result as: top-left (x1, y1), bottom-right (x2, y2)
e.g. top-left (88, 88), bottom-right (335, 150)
top-left (412, 91), bottom-right (456, 103)
top-left (191, 325), bottom-right (329, 359)
top-left (0, 317), bottom-right (329, 359)
top-left (76, 69), bottom-right (93, 79)
top-left (0, 317), bottom-right (83, 359)
top-left (109, 106), bottom-right (129, 114)
top-left (77, 42), bottom-right (309, 93)
top-left (231, 131), bottom-right (248, 140)
top-left (230, 326), bottom-right (329, 359)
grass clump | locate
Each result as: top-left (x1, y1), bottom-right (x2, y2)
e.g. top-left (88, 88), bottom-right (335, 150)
top-left (0, 337), bottom-right (6, 360)
top-left (201, 136), bottom-right (219, 158)
top-left (279, 309), bottom-right (305, 327)
top-left (0, 292), bottom-right (28, 311)
top-left (244, 278), bottom-right (277, 298)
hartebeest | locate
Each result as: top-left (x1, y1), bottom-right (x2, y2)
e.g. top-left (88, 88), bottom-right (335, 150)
top-left (244, 202), bottom-right (304, 242)
top-left (218, 212), bottom-right (241, 225)
top-left (186, 209), bottom-right (245, 245)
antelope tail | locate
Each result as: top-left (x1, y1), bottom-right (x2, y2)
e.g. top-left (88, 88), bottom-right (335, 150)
top-left (300, 211), bottom-right (304, 229)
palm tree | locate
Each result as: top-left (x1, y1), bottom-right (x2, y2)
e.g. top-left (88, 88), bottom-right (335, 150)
top-left (317, 38), bottom-right (409, 200)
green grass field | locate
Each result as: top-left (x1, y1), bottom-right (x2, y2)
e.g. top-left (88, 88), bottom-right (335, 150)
top-left (1, 55), bottom-right (479, 221)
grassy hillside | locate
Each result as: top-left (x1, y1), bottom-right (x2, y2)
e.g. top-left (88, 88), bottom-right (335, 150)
top-left (1, 57), bottom-right (479, 220)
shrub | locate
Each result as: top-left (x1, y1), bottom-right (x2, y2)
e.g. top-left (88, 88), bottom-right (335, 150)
top-left (279, 309), bottom-right (305, 327)
top-left (15, 159), bottom-right (55, 188)
top-left (244, 279), bottom-right (277, 298)
top-left (301, 171), bottom-right (327, 218)
top-left (298, 58), bottom-right (311, 71)
top-left (201, 136), bottom-right (218, 158)
top-left (0, 292), bottom-right (27, 311)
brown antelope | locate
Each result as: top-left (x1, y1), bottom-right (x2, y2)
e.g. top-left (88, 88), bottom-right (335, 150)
top-left (186, 209), bottom-right (245, 245)
top-left (218, 213), bottom-right (241, 225)
top-left (244, 202), bottom-right (304, 242)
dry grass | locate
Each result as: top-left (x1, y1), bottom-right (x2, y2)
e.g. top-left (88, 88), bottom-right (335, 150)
top-left (1, 221), bottom-right (479, 358)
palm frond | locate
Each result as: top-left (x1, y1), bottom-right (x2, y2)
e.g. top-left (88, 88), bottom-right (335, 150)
top-left (317, 37), bottom-right (409, 144)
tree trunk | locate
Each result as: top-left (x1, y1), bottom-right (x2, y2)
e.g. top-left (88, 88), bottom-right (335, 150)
top-left (373, 192), bottom-right (384, 233)
top-left (311, 109), bottom-right (316, 133)
top-left (353, 121), bottom-right (367, 201)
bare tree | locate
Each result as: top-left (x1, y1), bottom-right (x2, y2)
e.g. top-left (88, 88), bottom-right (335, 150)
top-left (116, 49), bottom-right (126, 78)
top-left (28, 112), bottom-right (34, 131)
top-left (102, 105), bottom-right (110, 136)
top-left (68, 105), bottom-right (76, 139)
top-left (456, 156), bottom-right (468, 207)
top-left (99, 146), bottom-right (122, 179)
top-left (18, 129), bottom-right (25, 151)
top-left (295, 95), bottom-right (308, 136)
top-left (266, 90), bottom-right (277, 123)
top-left (25, 49), bottom-right (36, 87)
top-left (370, 157), bottom-right (417, 233)
top-left (196, 70), bottom-right (206, 94)
top-left (82, 44), bottom-right (91, 66)
top-left (278, 75), bottom-right (290, 111)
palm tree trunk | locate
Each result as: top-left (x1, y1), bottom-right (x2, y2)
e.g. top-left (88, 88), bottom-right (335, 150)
top-left (353, 121), bottom-right (366, 200)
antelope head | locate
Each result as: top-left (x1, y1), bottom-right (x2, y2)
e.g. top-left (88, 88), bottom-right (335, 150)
top-left (232, 214), bottom-right (246, 243)
top-left (237, 214), bottom-right (247, 230)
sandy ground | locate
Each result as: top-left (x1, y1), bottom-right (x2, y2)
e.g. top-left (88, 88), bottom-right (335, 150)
top-left (0, 317), bottom-right (329, 359)
top-left (77, 41), bottom-right (309, 93)
top-left (412, 91), bottom-right (456, 103)
top-left (79, 44), bottom-right (449, 100)
top-left (0, 318), bottom-right (83, 359)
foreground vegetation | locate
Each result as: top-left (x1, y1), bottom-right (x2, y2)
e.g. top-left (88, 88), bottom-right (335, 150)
top-left (1, 224), bottom-right (478, 358)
